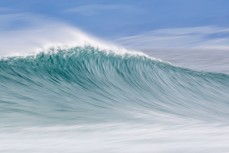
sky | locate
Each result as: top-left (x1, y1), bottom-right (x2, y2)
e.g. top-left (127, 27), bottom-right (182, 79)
top-left (1, 0), bottom-right (229, 54)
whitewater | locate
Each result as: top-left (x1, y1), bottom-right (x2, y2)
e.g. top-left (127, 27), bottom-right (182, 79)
top-left (0, 30), bottom-right (229, 153)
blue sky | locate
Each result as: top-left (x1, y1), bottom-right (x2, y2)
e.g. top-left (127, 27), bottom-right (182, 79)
top-left (1, 0), bottom-right (229, 54)
top-left (1, 0), bottom-right (229, 37)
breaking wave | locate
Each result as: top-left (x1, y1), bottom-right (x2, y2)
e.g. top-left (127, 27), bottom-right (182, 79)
top-left (1, 46), bottom-right (229, 126)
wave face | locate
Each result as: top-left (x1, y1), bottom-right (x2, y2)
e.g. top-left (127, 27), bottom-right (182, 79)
top-left (1, 46), bottom-right (229, 152)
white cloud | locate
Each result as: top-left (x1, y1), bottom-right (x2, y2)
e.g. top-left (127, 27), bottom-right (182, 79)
top-left (0, 7), bottom-right (19, 14)
top-left (116, 26), bottom-right (229, 50)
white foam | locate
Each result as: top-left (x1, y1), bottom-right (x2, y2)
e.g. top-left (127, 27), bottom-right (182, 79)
top-left (1, 123), bottom-right (229, 153)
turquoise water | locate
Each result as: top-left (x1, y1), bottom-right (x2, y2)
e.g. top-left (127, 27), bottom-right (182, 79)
top-left (1, 46), bottom-right (229, 152)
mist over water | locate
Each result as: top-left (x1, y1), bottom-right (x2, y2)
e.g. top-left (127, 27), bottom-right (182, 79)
top-left (1, 43), bottom-right (229, 152)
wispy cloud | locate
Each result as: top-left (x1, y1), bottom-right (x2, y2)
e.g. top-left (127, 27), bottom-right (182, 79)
top-left (116, 26), bottom-right (229, 50)
top-left (0, 7), bottom-right (19, 14)
top-left (64, 4), bottom-right (144, 16)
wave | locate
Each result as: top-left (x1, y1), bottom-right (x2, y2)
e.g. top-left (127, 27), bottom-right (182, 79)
top-left (0, 46), bottom-right (229, 126)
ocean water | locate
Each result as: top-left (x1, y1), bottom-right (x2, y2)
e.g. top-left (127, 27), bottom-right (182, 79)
top-left (1, 46), bottom-right (229, 153)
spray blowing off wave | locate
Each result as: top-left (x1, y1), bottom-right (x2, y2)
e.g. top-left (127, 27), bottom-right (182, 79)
top-left (1, 46), bottom-right (229, 126)
top-left (0, 22), bottom-right (135, 57)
